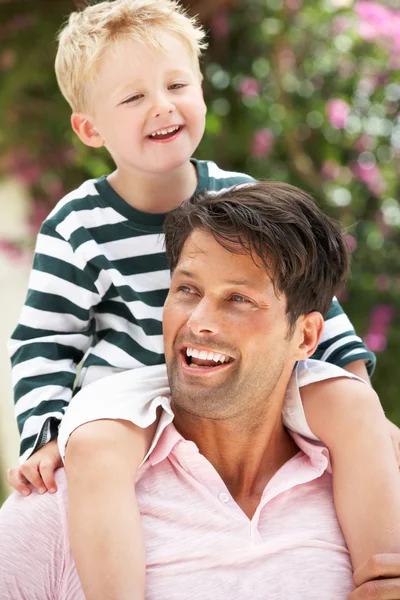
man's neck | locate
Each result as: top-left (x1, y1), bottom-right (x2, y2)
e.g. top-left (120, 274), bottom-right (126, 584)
top-left (172, 382), bottom-right (299, 519)
top-left (107, 161), bottom-right (198, 214)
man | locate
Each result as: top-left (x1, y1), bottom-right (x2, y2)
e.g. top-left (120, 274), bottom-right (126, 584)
top-left (1, 182), bottom-right (400, 599)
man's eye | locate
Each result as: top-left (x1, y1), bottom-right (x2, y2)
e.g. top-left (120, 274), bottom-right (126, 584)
top-left (231, 294), bottom-right (251, 304)
top-left (177, 285), bottom-right (196, 295)
top-left (122, 94), bottom-right (143, 104)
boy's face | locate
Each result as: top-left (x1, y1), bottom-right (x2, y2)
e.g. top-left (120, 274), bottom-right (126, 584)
top-left (81, 32), bottom-right (207, 177)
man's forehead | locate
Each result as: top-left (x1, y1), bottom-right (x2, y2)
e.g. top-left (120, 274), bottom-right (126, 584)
top-left (174, 230), bottom-right (273, 289)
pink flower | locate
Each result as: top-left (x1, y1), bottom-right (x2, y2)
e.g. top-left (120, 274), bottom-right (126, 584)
top-left (279, 49), bottom-right (296, 70)
top-left (211, 12), bottom-right (229, 38)
top-left (338, 59), bottom-right (356, 79)
top-left (352, 162), bottom-right (386, 197)
top-left (8, 15), bottom-right (36, 31)
top-left (364, 304), bottom-right (395, 352)
top-left (0, 240), bottom-right (25, 263)
top-left (355, 2), bottom-right (400, 63)
top-left (363, 333), bottom-right (387, 352)
top-left (344, 234), bottom-right (357, 253)
top-left (240, 78), bottom-right (260, 98)
top-left (355, 2), bottom-right (394, 31)
top-left (285, 0), bottom-right (302, 10)
top-left (321, 159), bottom-right (341, 180)
top-left (326, 99), bottom-right (350, 129)
top-left (0, 50), bottom-right (16, 70)
top-left (375, 274), bottom-right (391, 291)
top-left (252, 129), bottom-right (274, 158)
top-left (353, 135), bottom-right (374, 153)
top-left (28, 199), bottom-right (50, 234)
top-left (332, 16), bottom-right (351, 35)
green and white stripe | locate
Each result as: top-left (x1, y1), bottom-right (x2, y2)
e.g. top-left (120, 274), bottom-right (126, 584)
top-left (8, 159), bottom-right (375, 462)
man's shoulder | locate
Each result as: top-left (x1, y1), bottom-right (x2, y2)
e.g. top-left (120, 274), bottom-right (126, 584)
top-left (0, 468), bottom-right (68, 523)
top-left (195, 159), bottom-right (256, 191)
top-left (0, 469), bottom-right (70, 598)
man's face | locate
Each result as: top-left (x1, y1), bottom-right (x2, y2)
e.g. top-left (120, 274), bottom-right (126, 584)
top-left (163, 230), bottom-right (303, 422)
top-left (87, 32), bottom-right (206, 176)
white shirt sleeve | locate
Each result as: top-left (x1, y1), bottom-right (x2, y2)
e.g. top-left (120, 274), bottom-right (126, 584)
top-left (0, 485), bottom-right (66, 599)
top-left (58, 359), bottom-right (367, 457)
top-left (282, 359), bottom-right (366, 441)
top-left (58, 364), bottom-right (171, 459)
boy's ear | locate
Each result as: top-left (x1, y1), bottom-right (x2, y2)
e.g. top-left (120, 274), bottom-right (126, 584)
top-left (292, 312), bottom-right (324, 361)
top-left (71, 113), bottom-right (105, 148)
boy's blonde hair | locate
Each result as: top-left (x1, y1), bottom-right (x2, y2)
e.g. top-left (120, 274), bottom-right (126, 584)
top-left (55, 0), bottom-right (207, 112)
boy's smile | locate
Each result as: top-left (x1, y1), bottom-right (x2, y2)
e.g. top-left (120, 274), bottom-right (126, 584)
top-left (80, 32), bottom-right (207, 180)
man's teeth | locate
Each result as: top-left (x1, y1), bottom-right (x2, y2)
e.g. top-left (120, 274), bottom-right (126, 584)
top-left (150, 126), bottom-right (180, 137)
top-left (186, 347), bottom-right (230, 364)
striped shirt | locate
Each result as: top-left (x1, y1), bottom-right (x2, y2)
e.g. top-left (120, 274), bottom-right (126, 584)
top-left (8, 159), bottom-right (375, 462)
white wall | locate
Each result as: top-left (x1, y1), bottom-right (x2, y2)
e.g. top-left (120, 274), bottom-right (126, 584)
top-left (0, 179), bottom-right (31, 494)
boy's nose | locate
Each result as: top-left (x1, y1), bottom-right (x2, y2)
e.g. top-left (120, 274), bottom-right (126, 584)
top-left (154, 106), bottom-right (174, 118)
top-left (151, 97), bottom-right (175, 119)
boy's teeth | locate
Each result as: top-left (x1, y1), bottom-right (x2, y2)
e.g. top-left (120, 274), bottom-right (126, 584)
top-left (150, 126), bottom-right (179, 137)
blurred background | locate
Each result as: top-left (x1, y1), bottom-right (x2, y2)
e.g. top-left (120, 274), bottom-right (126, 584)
top-left (0, 0), bottom-right (399, 502)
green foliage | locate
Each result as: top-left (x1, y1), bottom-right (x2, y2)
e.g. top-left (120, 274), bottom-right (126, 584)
top-left (0, 0), bottom-right (399, 421)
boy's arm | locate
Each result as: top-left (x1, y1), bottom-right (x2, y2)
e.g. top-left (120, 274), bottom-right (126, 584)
top-left (65, 419), bottom-right (156, 600)
top-left (314, 298), bottom-right (400, 458)
top-left (9, 221), bottom-right (100, 463)
top-left (312, 297), bottom-right (376, 376)
top-left (302, 377), bottom-right (400, 571)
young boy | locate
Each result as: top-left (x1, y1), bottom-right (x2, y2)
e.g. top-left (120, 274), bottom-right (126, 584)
top-left (6, 1), bottom-right (400, 599)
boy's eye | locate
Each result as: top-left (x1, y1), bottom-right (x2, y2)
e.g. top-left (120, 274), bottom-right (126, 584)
top-left (122, 94), bottom-right (143, 104)
top-left (168, 83), bottom-right (187, 90)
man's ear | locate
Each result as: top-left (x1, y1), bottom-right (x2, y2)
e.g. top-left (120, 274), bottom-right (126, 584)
top-left (293, 312), bottom-right (324, 361)
top-left (71, 113), bottom-right (105, 148)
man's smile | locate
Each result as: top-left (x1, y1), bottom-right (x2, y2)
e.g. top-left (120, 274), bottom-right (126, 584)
top-left (179, 344), bottom-right (235, 376)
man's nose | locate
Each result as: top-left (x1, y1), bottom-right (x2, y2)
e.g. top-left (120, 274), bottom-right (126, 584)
top-left (186, 298), bottom-right (220, 336)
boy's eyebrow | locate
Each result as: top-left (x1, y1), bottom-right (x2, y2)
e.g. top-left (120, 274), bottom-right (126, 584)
top-left (116, 79), bottom-right (146, 98)
top-left (116, 69), bottom-right (194, 97)
top-left (165, 68), bottom-right (193, 78)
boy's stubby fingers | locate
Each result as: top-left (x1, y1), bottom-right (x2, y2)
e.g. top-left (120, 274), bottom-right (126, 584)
top-left (348, 578), bottom-right (400, 599)
top-left (6, 468), bottom-right (32, 496)
top-left (39, 461), bottom-right (59, 493)
top-left (20, 463), bottom-right (47, 493)
top-left (353, 554), bottom-right (400, 588)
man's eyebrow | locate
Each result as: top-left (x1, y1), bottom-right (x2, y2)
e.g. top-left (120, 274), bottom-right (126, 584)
top-left (225, 279), bottom-right (271, 291)
top-left (174, 268), bottom-right (195, 278)
top-left (175, 269), bottom-right (265, 288)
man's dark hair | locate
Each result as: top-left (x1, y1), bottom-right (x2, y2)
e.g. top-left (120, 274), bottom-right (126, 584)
top-left (163, 181), bottom-right (350, 326)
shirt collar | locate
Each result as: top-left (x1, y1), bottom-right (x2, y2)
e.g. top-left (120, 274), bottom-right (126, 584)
top-left (147, 401), bottom-right (330, 479)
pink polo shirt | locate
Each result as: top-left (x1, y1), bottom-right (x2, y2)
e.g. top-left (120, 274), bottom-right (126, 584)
top-left (0, 420), bottom-right (353, 599)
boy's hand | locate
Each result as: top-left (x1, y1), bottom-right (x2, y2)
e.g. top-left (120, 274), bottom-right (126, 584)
top-left (387, 418), bottom-right (400, 466)
top-left (6, 439), bottom-right (62, 496)
top-left (349, 553), bottom-right (400, 599)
